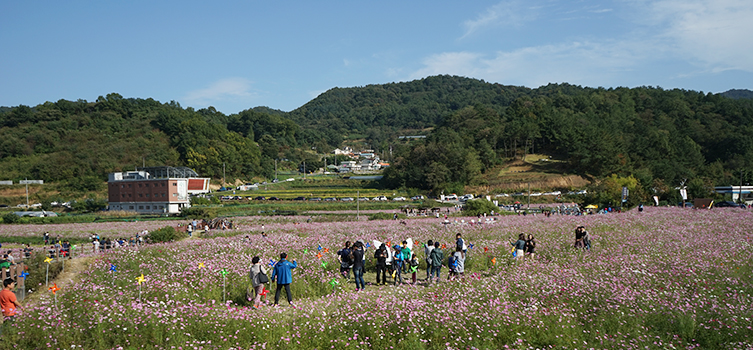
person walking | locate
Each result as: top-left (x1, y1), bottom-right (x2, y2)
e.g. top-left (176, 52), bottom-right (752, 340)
top-left (452, 247), bottom-right (465, 279)
top-left (424, 239), bottom-right (435, 280)
top-left (374, 243), bottom-right (388, 285)
top-left (429, 242), bottom-right (443, 282)
top-left (271, 253), bottom-right (298, 307)
top-left (248, 256), bottom-right (268, 309)
top-left (352, 242), bottom-right (366, 291)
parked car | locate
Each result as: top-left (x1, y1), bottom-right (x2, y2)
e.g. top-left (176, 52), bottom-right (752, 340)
top-left (324, 197), bottom-right (338, 202)
top-left (309, 197), bottom-right (322, 201)
top-left (341, 197), bottom-right (354, 202)
top-left (358, 197), bottom-right (370, 201)
top-left (445, 194), bottom-right (458, 200)
top-left (267, 197), bottom-right (280, 201)
top-left (373, 196), bottom-right (388, 201)
top-left (392, 197), bottom-right (407, 201)
top-left (714, 201), bottom-right (744, 208)
top-left (293, 196), bottom-right (306, 201)
top-left (254, 196), bottom-right (266, 200)
top-left (410, 195), bottom-right (425, 200)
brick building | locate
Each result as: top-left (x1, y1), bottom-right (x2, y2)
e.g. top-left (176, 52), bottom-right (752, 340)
top-left (108, 166), bottom-right (210, 214)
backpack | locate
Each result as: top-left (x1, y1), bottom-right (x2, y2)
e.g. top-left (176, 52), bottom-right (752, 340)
top-left (456, 238), bottom-right (464, 252)
top-left (447, 255), bottom-right (456, 270)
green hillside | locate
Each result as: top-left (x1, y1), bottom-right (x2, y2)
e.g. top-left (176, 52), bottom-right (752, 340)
top-left (1, 77), bottom-right (752, 207)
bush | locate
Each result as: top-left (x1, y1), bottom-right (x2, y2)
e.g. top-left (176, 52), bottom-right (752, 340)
top-left (2, 212), bottom-right (20, 224)
top-left (147, 226), bottom-right (187, 243)
top-left (463, 199), bottom-right (498, 216)
top-left (369, 212), bottom-right (404, 220)
top-left (181, 206), bottom-right (211, 219)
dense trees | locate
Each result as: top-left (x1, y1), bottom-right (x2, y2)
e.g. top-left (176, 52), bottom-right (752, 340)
top-left (1, 76), bottom-right (751, 203)
top-left (383, 82), bottom-right (753, 200)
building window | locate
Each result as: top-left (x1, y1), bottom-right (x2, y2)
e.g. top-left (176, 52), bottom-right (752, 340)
top-left (172, 193), bottom-right (177, 197)
top-left (138, 206), bottom-right (143, 209)
top-left (173, 183), bottom-right (177, 186)
top-left (162, 183), bottom-right (165, 187)
top-left (139, 194), bottom-right (143, 197)
top-left (128, 193), bottom-right (132, 197)
top-left (121, 194), bottom-right (125, 198)
top-left (146, 194), bottom-right (149, 198)
top-left (129, 206), bottom-right (134, 209)
top-left (146, 206), bottom-right (150, 209)
top-left (159, 205), bottom-right (164, 209)
top-left (128, 184), bottom-right (132, 188)
top-left (121, 184), bottom-right (125, 188)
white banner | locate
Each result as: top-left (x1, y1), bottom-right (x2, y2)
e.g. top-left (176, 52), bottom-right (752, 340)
top-left (19, 180), bottom-right (44, 185)
top-left (0, 181), bottom-right (12, 185)
top-left (653, 196), bottom-right (659, 206)
top-left (679, 189), bottom-right (687, 200)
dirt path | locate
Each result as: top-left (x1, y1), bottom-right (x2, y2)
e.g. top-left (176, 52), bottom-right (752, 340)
top-left (23, 256), bottom-right (94, 304)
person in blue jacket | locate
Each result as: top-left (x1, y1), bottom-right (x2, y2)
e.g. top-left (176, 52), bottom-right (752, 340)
top-left (271, 252), bottom-right (298, 307)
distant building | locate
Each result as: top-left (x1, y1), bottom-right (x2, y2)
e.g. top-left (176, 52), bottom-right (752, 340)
top-left (107, 166), bottom-right (210, 214)
top-left (713, 186), bottom-right (753, 205)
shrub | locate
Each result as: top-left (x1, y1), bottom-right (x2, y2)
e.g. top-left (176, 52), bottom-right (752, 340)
top-left (181, 206), bottom-right (211, 219)
top-left (2, 212), bottom-right (20, 224)
top-left (463, 198), bottom-right (498, 216)
top-left (369, 212), bottom-right (404, 220)
top-left (147, 226), bottom-right (187, 243)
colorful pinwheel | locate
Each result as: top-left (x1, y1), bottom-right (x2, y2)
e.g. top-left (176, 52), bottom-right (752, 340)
top-left (260, 287), bottom-right (269, 297)
top-left (268, 258), bottom-right (277, 267)
top-left (316, 252), bottom-right (322, 259)
top-left (109, 264), bottom-right (117, 272)
top-left (219, 268), bottom-right (228, 276)
top-left (44, 257), bottom-right (53, 264)
top-left (329, 279), bottom-right (339, 287)
top-left (468, 244), bottom-right (474, 249)
top-left (484, 247), bottom-right (489, 253)
top-left (49, 283), bottom-right (60, 294)
top-left (19, 271), bottom-right (29, 279)
top-left (136, 274), bottom-right (145, 285)
top-left (321, 261), bottom-right (327, 268)
top-left (198, 262), bottom-right (205, 269)
top-left (317, 244), bottom-right (322, 251)
top-left (491, 257), bottom-right (497, 266)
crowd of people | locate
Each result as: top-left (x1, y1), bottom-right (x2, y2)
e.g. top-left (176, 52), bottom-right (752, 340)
top-left (245, 225), bottom-right (594, 308)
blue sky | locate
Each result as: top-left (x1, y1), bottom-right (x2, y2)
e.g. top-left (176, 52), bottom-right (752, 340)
top-left (1, 0), bottom-right (751, 114)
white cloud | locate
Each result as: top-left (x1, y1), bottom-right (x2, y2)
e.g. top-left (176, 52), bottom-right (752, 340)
top-left (461, 1), bottom-right (536, 38)
top-left (410, 40), bottom-right (649, 88)
top-left (412, 0), bottom-right (753, 88)
top-left (644, 0), bottom-right (753, 72)
top-left (183, 78), bottom-right (256, 106)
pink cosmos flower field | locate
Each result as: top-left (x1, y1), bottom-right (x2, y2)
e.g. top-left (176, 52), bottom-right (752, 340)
top-left (3, 207), bottom-right (752, 349)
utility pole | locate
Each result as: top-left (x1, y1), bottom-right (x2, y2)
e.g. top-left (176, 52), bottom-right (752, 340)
top-left (275, 159), bottom-right (278, 181)
top-left (357, 190), bottom-right (360, 221)
top-left (303, 162), bottom-right (306, 180)
top-left (223, 162), bottom-right (226, 187)
top-left (527, 182), bottom-right (531, 209)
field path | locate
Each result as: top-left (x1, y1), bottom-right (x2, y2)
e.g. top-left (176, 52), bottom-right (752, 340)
top-left (24, 256), bottom-right (94, 304)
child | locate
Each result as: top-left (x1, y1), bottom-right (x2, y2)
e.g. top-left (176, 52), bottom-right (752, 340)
top-left (409, 254), bottom-right (419, 283)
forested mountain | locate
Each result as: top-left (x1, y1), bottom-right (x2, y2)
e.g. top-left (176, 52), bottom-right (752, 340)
top-left (381, 83), bottom-right (753, 202)
top-left (0, 94), bottom-right (312, 191)
top-left (722, 89), bottom-right (753, 100)
top-left (286, 76), bottom-right (532, 147)
top-left (1, 76), bottom-right (751, 204)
